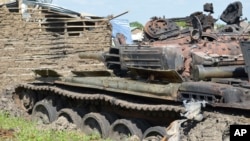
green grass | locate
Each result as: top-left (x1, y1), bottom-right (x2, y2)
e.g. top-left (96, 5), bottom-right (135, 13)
top-left (0, 112), bottom-right (109, 141)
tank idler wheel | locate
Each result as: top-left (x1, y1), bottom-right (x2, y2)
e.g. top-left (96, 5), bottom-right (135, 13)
top-left (57, 108), bottom-right (82, 129)
top-left (82, 112), bottom-right (110, 139)
top-left (14, 89), bottom-right (36, 112)
top-left (143, 126), bottom-right (168, 141)
top-left (32, 101), bottom-right (57, 124)
top-left (109, 119), bottom-right (143, 141)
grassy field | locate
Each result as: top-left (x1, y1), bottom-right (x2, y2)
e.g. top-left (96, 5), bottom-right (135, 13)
top-left (0, 112), bottom-right (109, 141)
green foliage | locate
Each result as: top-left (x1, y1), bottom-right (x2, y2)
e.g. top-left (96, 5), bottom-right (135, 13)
top-left (130, 21), bottom-right (144, 29)
top-left (0, 112), bottom-right (111, 141)
top-left (215, 23), bottom-right (225, 30)
top-left (175, 21), bottom-right (188, 28)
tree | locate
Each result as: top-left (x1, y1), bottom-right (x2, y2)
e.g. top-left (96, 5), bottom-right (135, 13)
top-left (130, 21), bottom-right (144, 29)
top-left (215, 23), bottom-right (225, 30)
top-left (175, 21), bottom-right (188, 28)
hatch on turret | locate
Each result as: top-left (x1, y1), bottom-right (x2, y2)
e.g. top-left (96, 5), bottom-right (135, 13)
top-left (220, 1), bottom-right (242, 25)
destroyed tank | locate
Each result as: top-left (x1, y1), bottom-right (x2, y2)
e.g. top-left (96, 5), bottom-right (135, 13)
top-left (11, 1), bottom-right (250, 141)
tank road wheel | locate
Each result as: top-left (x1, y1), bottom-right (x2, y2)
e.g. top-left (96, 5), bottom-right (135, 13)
top-left (143, 126), bottom-right (168, 141)
top-left (100, 112), bottom-right (118, 124)
top-left (14, 89), bottom-right (36, 112)
top-left (32, 101), bottom-right (57, 124)
top-left (109, 119), bottom-right (143, 141)
top-left (82, 112), bottom-right (110, 138)
top-left (57, 108), bottom-right (82, 129)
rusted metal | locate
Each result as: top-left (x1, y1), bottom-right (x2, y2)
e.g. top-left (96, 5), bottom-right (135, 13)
top-left (143, 3), bottom-right (216, 41)
top-left (144, 18), bottom-right (180, 40)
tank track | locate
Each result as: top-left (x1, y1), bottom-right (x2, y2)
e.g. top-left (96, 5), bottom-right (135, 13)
top-left (13, 82), bottom-right (250, 141)
top-left (15, 83), bottom-right (184, 113)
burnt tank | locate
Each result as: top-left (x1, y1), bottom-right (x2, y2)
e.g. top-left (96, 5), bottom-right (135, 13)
top-left (11, 1), bottom-right (250, 141)
top-left (105, 1), bottom-right (248, 80)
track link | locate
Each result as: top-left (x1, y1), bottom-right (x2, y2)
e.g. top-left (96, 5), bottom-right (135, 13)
top-left (16, 83), bottom-right (184, 113)
top-left (13, 83), bottom-right (250, 141)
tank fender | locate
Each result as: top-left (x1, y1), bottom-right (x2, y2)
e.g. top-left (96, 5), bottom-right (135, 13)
top-left (61, 77), bottom-right (181, 100)
top-left (178, 81), bottom-right (250, 110)
top-left (178, 81), bottom-right (249, 104)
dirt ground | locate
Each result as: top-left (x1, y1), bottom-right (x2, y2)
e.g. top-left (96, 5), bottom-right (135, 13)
top-left (180, 113), bottom-right (250, 141)
top-left (0, 128), bottom-right (15, 141)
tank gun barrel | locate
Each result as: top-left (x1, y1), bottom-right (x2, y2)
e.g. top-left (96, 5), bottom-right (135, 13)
top-left (192, 65), bottom-right (247, 81)
top-left (79, 52), bottom-right (105, 62)
top-left (108, 11), bottom-right (129, 21)
top-left (168, 16), bottom-right (190, 22)
top-left (99, 11), bottom-right (129, 25)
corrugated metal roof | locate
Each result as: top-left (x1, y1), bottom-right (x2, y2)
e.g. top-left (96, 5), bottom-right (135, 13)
top-left (0, 0), bottom-right (81, 17)
top-left (25, 1), bottom-right (81, 17)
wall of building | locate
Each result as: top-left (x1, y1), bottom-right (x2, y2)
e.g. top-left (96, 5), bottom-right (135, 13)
top-left (0, 6), bottom-right (111, 90)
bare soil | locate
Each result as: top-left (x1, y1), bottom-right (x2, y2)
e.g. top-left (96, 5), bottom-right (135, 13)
top-left (0, 128), bottom-right (15, 140)
top-left (180, 112), bottom-right (250, 141)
